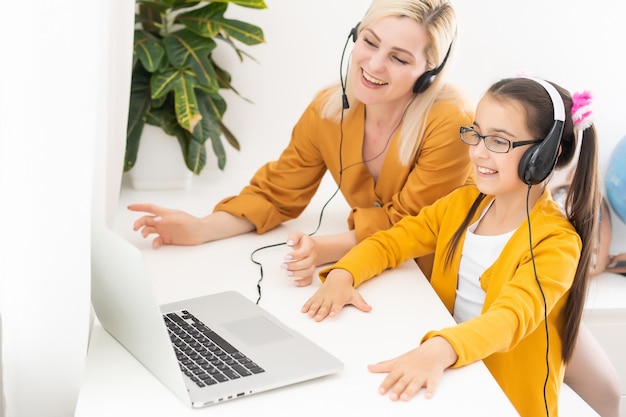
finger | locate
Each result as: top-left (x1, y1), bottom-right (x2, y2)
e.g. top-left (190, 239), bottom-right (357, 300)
top-left (127, 203), bottom-right (160, 213)
top-left (368, 359), bottom-right (393, 374)
top-left (285, 231), bottom-right (302, 247)
top-left (376, 370), bottom-right (404, 398)
top-left (397, 378), bottom-right (428, 401)
top-left (133, 214), bottom-right (162, 231)
top-left (133, 216), bottom-right (149, 230)
top-left (421, 377), bottom-right (439, 400)
top-left (305, 300), bottom-right (327, 320)
top-left (137, 226), bottom-right (153, 238)
top-left (313, 303), bottom-right (331, 322)
top-left (286, 264), bottom-right (316, 281)
top-left (351, 295), bottom-right (372, 313)
top-left (293, 276), bottom-right (313, 287)
top-left (281, 258), bottom-right (315, 279)
top-left (152, 236), bottom-right (163, 249)
top-left (327, 300), bottom-right (347, 318)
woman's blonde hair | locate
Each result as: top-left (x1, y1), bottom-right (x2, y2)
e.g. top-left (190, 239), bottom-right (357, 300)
top-left (320, 0), bottom-right (458, 166)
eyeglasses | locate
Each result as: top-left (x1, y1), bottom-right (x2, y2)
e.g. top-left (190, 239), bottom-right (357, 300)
top-left (459, 126), bottom-right (542, 154)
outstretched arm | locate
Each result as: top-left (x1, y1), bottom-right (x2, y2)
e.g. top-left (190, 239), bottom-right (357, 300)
top-left (128, 204), bottom-right (255, 248)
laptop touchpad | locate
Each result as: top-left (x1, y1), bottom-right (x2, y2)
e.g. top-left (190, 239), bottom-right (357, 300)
top-left (224, 316), bottom-right (291, 347)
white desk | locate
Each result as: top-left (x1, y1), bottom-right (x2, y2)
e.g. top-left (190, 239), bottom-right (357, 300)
top-left (76, 172), bottom-right (519, 416)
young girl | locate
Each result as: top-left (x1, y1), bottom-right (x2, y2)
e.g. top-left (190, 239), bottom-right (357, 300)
top-left (302, 76), bottom-right (599, 417)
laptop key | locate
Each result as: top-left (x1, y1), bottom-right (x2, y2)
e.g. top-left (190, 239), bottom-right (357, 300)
top-left (165, 310), bottom-right (266, 387)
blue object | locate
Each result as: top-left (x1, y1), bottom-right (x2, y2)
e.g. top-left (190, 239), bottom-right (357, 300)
top-left (606, 136), bottom-right (626, 224)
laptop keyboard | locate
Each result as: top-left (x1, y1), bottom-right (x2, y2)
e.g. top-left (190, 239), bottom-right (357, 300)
top-left (164, 310), bottom-right (265, 388)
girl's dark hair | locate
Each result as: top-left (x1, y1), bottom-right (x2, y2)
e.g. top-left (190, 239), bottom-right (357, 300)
top-left (444, 77), bottom-right (599, 362)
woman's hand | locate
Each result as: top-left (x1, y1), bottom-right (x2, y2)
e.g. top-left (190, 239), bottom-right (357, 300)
top-left (301, 269), bottom-right (371, 321)
top-left (128, 204), bottom-right (208, 248)
top-left (282, 230), bottom-right (359, 286)
top-left (368, 336), bottom-right (458, 401)
top-left (128, 205), bottom-right (256, 248)
top-left (281, 231), bottom-right (319, 286)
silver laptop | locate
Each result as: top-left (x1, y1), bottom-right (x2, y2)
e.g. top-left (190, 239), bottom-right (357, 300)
top-left (91, 224), bottom-right (343, 408)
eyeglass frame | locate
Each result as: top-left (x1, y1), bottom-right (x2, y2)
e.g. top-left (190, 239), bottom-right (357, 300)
top-left (459, 126), bottom-right (543, 154)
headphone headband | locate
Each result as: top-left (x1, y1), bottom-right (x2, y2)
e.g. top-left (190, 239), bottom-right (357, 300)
top-left (519, 76), bottom-right (565, 122)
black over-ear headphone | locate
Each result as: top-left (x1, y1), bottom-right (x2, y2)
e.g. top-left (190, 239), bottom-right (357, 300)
top-left (349, 22), bottom-right (452, 95)
top-left (517, 77), bottom-right (566, 185)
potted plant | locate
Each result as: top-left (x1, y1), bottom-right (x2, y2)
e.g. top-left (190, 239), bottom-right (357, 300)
top-left (126, 0), bottom-right (267, 179)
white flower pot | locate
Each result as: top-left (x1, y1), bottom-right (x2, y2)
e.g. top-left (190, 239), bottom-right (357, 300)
top-left (128, 124), bottom-right (193, 190)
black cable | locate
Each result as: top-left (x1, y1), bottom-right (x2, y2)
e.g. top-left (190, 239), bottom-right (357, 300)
top-left (251, 27), bottom-right (408, 304)
top-left (252, 30), bottom-right (354, 305)
top-left (525, 184), bottom-right (550, 416)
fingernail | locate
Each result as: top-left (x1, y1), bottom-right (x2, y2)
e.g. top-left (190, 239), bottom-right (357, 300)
top-left (286, 239), bottom-right (294, 246)
top-left (154, 216), bottom-right (162, 221)
top-left (280, 263), bottom-right (288, 270)
top-left (284, 254), bottom-right (293, 261)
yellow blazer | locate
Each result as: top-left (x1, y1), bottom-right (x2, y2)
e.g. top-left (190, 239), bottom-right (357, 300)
top-left (320, 185), bottom-right (581, 417)
top-left (213, 88), bottom-right (473, 242)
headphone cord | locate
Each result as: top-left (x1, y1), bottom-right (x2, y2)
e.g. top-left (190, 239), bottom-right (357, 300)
top-left (252, 28), bottom-right (353, 305)
top-left (526, 184), bottom-right (550, 417)
top-left (252, 26), bottom-right (409, 305)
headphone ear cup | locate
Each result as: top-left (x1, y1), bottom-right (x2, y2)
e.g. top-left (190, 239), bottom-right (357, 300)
top-left (413, 70), bottom-right (435, 94)
top-left (518, 120), bottom-right (564, 185)
top-left (518, 144), bottom-right (541, 185)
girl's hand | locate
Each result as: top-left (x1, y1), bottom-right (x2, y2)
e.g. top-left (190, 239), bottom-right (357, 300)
top-left (368, 336), bottom-right (458, 401)
top-left (281, 231), bottom-right (319, 286)
top-left (301, 269), bottom-right (371, 321)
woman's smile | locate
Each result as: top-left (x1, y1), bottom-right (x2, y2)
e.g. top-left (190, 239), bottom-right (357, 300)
top-left (361, 69), bottom-right (388, 86)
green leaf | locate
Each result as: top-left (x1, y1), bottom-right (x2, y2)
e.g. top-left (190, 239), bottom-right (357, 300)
top-left (219, 119), bottom-right (240, 150)
top-left (137, 3), bottom-right (166, 35)
top-left (150, 68), bottom-right (202, 133)
top-left (133, 30), bottom-right (165, 72)
top-left (210, 0), bottom-right (267, 9)
top-left (163, 29), bottom-right (219, 91)
top-left (148, 105), bottom-right (206, 174)
top-left (215, 34), bottom-right (259, 63)
top-left (178, 3), bottom-right (265, 46)
top-left (211, 59), bottom-right (253, 104)
top-left (177, 3), bottom-right (226, 38)
top-left (186, 138), bottom-right (207, 174)
top-left (125, 65), bottom-right (153, 171)
top-left (215, 18), bottom-right (265, 46)
top-left (191, 92), bottom-right (222, 145)
top-left (211, 59), bottom-right (232, 89)
top-left (200, 91), bottom-right (227, 123)
top-left (209, 131), bottom-right (227, 170)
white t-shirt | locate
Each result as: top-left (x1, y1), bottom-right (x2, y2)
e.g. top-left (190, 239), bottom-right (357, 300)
top-left (453, 207), bottom-right (515, 323)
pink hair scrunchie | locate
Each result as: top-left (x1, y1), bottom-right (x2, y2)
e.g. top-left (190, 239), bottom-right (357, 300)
top-left (571, 90), bottom-right (593, 131)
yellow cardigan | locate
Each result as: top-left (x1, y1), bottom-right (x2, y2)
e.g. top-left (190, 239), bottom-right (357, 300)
top-left (320, 185), bottom-right (581, 417)
top-left (213, 88), bottom-right (473, 242)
